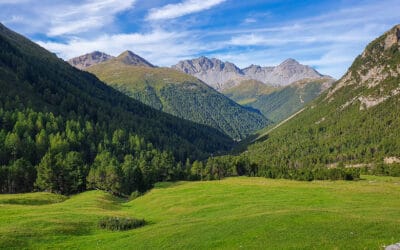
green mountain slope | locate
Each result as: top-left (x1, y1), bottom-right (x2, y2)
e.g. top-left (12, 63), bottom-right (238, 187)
top-left (224, 78), bottom-right (333, 122)
top-left (244, 24), bottom-right (400, 168)
top-left (87, 54), bottom-right (270, 140)
top-left (222, 79), bottom-right (279, 105)
top-left (0, 23), bottom-right (234, 194)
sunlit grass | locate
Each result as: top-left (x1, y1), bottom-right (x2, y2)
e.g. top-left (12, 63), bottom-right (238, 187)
top-left (0, 176), bottom-right (399, 249)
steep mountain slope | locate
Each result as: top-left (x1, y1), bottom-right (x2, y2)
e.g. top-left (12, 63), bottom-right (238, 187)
top-left (172, 57), bottom-right (329, 90)
top-left (113, 50), bottom-right (154, 67)
top-left (244, 24), bottom-right (400, 167)
top-left (225, 78), bottom-right (334, 122)
top-left (0, 23), bottom-right (234, 163)
top-left (87, 54), bottom-right (270, 140)
top-left (68, 51), bottom-right (114, 69)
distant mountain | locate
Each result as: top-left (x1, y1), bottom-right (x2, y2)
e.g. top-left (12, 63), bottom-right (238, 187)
top-left (68, 51), bottom-right (114, 69)
top-left (172, 56), bottom-right (245, 91)
top-left (86, 53), bottom-right (270, 140)
top-left (115, 50), bottom-right (155, 67)
top-left (243, 24), bottom-right (400, 168)
top-left (172, 57), bottom-right (330, 91)
top-left (242, 59), bottom-right (326, 86)
top-left (224, 77), bottom-right (334, 122)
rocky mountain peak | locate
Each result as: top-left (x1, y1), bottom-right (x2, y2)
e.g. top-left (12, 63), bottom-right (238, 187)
top-left (172, 57), bottom-right (244, 90)
top-left (68, 51), bottom-right (114, 69)
top-left (173, 56), bottom-right (330, 90)
top-left (116, 50), bottom-right (154, 68)
top-left (279, 58), bottom-right (300, 66)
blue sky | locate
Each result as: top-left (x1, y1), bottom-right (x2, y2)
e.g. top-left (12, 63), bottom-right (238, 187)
top-left (1, 0), bottom-right (399, 78)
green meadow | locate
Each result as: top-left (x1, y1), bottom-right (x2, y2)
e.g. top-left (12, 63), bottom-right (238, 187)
top-left (1, 176), bottom-right (399, 249)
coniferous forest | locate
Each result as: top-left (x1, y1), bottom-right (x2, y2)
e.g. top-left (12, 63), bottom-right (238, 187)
top-left (0, 23), bottom-right (234, 195)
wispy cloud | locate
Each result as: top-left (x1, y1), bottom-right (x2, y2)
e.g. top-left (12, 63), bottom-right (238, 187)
top-left (3, 0), bottom-right (400, 78)
top-left (48, 0), bottom-right (136, 36)
top-left (1, 0), bottom-right (136, 36)
top-left (147, 0), bottom-right (226, 21)
top-left (37, 29), bottom-right (207, 66)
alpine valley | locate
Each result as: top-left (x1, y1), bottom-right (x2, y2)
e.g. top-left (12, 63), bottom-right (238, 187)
top-left (80, 51), bottom-right (270, 140)
top-left (0, 3), bottom-right (399, 248)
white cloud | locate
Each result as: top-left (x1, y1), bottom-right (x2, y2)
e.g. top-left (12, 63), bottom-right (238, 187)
top-left (243, 18), bottom-right (257, 24)
top-left (37, 29), bottom-right (208, 66)
top-left (0, 0), bottom-right (31, 4)
top-left (147, 0), bottom-right (226, 21)
top-left (10, 0), bottom-right (400, 79)
top-left (48, 0), bottom-right (136, 36)
top-left (0, 0), bottom-right (136, 37)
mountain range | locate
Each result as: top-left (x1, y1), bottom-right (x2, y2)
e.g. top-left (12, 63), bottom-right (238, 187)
top-left (69, 50), bottom-right (332, 127)
top-left (172, 57), bottom-right (331, 91)
top-left (85, 51), bottom-right (270, 140)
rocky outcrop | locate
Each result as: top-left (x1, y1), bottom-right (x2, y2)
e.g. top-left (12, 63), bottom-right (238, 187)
top-left (68, 51), bottom-right (114, 70)
top-left (327, 24), bottom-right (400, 111)
top-left (242, 59), bottom-right (324, 86)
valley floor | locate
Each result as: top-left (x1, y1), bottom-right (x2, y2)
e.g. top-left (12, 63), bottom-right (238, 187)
top-left (0, 176), bottom-right (399, 249)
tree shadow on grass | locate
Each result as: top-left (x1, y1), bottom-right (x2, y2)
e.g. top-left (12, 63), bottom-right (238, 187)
top-left (153, 181), bottom-right (185, 189)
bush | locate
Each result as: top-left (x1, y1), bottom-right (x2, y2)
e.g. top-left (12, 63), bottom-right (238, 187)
top-left (129, 191), bottom-right (143, 200)
top-left (98, 216), bottom-right (145, 231)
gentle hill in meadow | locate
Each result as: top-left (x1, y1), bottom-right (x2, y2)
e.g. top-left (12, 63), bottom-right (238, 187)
top-left (87, 52), bottom-right (270, 140)
top-left (0, 177), bottom-right (399, 249)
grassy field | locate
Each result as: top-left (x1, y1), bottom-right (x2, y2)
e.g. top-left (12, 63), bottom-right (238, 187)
top-left (0, 176), bottom-right (399, 249)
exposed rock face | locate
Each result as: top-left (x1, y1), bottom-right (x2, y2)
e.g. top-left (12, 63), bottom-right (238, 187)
top-left (172, 57), bottom-right (329, 91)
top-left (242, 59), bottom-right (324, 86)
top-left (68, 51), bottom-right (114, 69)
top-left (327, 24), bottom-right (400, 110)
top-left (115, 50), bottom-right (155, 68)
top-left (172, 56), bottom-right (245, 90)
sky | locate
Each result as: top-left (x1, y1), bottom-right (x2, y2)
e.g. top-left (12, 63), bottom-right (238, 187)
top-left (1, 0), bottom-right (399, 78)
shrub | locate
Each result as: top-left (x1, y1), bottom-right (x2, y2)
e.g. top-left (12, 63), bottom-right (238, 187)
top-left (98, 216), bottom-right (145, 231)
top-left (129, 191), bottom-right (143, 200)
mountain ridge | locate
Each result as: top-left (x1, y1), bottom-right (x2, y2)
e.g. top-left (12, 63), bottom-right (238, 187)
top-left (241, 24), bottom-right (400, 168)
top-left (0, 22), bottom-right (234, 162)
top-left (86, 56), bottom-right (271, 140)
top-left (224, 77), bottom-right (334, 122)
top-left (172, 56), bottom-right (331, 91)
top-left (67, 51), bottom-right (115, 69)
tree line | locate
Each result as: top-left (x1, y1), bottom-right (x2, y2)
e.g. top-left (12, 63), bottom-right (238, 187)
top-left (0, 108), bottom-right (188, 195)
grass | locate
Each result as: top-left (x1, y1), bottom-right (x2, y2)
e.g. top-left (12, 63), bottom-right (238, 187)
top-left (0, 176), bottom-right (400, 249)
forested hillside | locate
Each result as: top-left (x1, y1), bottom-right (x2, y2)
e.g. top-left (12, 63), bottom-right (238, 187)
top-left (240, 24), bottom-right (400, 171)
top-left (224, 78), bottom-right (333, 122)
top-left (0, 23), bottom-right (234, 195)
top-left (87, 55), bottom-right (270, 140)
